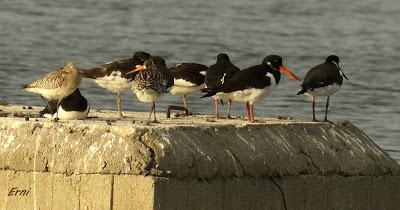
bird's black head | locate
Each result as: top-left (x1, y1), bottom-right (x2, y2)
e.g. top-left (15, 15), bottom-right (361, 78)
top-left (262, 55), bottom-right (300, 81)
top-left (132, 51), bottom-right (151, 63)
top-left (262, 55), bottom-right (283, 70)
top-left (217, 53), bottom-right (230, 62)
top-left (143, 59), bottom-right (155, 68)
top-left (325, 55), bottom-right (348, 80)
top-left (325, 55), bottom-right (340, 66)
top-left (151, 56), bottom-right (167, 67)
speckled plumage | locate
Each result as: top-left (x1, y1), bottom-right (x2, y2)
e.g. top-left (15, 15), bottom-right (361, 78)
top-left (129, 58), bottom-right (173, 122)
top-left (132, 61), bottom-right (173, 102)
top-left (23, 62), bottom-right (81, 101)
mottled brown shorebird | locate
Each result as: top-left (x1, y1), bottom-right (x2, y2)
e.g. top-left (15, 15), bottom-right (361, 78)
top-left (23, 62), bottom-right (81, 119)
top-left (80, 51), bottom-right (151, 117)
top-left (126, 57), bottom-right (173, 123)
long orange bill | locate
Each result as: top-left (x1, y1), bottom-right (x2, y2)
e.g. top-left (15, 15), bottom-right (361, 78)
top-left (126, 65), bottom-right (146, 75)
top-left (280, 65), bottom-right (300, 81)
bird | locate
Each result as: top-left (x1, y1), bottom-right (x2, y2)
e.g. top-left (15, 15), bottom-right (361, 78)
top-left (169, 63), bottom-right (208, 115)
top-left (23, 62), bottom-right (81, 119)
top-left (41, 89), bottom-right (90, 120)
top-left (204, 53), bottom-right (240, 120)
top-left (297, 55), bottom-right (348, 122)
top-left (79, 51), bottom-right (151, 117)
top-left (126, 57), bottom-right (174, 123)
top-left (202, 55), bottom-right (300, 122)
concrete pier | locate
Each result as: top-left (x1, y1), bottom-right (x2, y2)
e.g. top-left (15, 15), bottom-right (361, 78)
top-left (1, 105), bottom-right (399, 209)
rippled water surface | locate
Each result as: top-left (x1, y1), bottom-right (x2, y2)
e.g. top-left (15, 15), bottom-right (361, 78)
top-left (0, 0), bottom-right (399, 160)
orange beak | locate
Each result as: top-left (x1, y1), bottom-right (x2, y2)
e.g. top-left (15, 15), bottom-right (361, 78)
top-left (280, 65), bottom-right (300, 81)
top-left (126, 65), bottom-right (146, 75)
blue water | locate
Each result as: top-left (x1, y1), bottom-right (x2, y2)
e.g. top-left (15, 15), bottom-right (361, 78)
top-left (0, 0), bottom-right (399, 160)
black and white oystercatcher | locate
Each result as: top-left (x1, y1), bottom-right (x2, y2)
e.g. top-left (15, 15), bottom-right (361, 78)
top-left (202, 55), bottom-right (300, 122)
top-left (126, 57), bottom-right (174, 122)
top-left (80, 51), bottom-right (151, 117)
top-left (41, 89), bottom-right (90, 120)
top-left (23, 62), bottom-right (82, 119)
top-left (297, 55), bottom-right (348, 122)
top-left (204, 53), bottom-right (240, 120)
top-left (169, 63), bottom-right (208, 114)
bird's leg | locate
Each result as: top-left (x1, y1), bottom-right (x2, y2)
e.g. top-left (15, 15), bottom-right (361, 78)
top-left (324, 96), bottom-right (332, 123)
top-left (148, 103), bottom-right (153, 122)
top-left (226, 99), bottom-right (233, 119)
top-left (182, 95), bottom-right (191, 116)
top-left (249, 103), bottom-right (255, 123)
top-left (53, 100), bottom-right (61, 122)
top-left (246, 102), bottom-right (251, 122)
top-left (152, 102), bottom-right (159, 123)
top-left (116, 92), bottom-right (123, 118)
top-left (214, 97), bottom-right (218, 120)
top-left (312, 96), bottom-right (318, 122)
top-left (183, 95), bottom-right (188, 110)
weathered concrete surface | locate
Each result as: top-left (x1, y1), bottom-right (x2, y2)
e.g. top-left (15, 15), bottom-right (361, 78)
top-left (1, 104), bottom-right (400, 209)
top-left (1, 171), bottom-right (399, 210)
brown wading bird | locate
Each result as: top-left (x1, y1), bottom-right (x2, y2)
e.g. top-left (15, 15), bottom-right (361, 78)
top-left (203, 53), bottom-right (240, 120)
top-left (126, 57), bottom-right (173, 123)
top-left (168, 63), bottom-right (208, 116)
top-left (297, 55), bottom-right (348, 122)
top-left (23, 62), bottom-right (81, 120)
top-left (202, 55), bottom-right (300, 122)
top-left (79, 51), bottom-right (151, 117)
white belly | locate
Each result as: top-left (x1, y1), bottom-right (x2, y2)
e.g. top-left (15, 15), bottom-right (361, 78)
top-left (134, 88), bottom-right (161, 103)
top-left (231, 87), bottom-right (273, 104)
top-left (94, 73), bottom-right (132, 93)
top-left (305, 84), bottom-right (341, 97)
top-left (27, 86), bottom-right (76, 101)
top-left (44, 104), bottom-right (89, 120)
top-left (170, 85), bottom-right (203, 96)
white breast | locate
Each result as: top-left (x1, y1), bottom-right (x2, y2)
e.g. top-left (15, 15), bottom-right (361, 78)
top-left (94, 71), bottom-right (132, 93)
top-left (305, 84), bottom-right (341, 97)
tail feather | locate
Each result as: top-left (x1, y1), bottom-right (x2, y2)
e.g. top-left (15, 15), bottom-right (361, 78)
top-left (22, 84), bottom-right (30, 89)
top-left (200, 87), bottom-right (220, 98)
top-left (297, 88), bottom-right (306, 95)
top-left (201, 91), bottom-right (217, 98)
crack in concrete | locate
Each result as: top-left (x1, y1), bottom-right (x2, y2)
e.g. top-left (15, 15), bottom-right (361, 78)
top-left (299, 148), bottom-right (322, 173)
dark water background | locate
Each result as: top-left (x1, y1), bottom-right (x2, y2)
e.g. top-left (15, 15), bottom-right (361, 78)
top-left (0, 0), bottom-right (399, 160)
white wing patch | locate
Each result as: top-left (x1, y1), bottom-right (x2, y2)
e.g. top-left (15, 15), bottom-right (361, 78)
top-left (221, 73), bottom-right (227, 84)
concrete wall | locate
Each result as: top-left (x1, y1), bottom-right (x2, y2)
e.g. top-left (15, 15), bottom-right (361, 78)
top-left (1, 105), bottom-right (399, 209)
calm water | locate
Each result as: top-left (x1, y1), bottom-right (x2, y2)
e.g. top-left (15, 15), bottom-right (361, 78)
top-left (0, 0), bottom-right (399, 160)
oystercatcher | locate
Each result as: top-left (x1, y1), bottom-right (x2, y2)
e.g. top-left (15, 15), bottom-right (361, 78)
top-left (23, 62), bottom-right (81, 120)
top-left (80, 51), bottom-right (151, 117)
top-left (126, 57), bottom-right (173, 122)
top-left (169, 63), bottom-right (208, 115)
top-left (41, 89), bottom-right (90, 120)
top-left (297, 55), bottom-right (348, 122)
top-left (204, 53), bottom-right (240, 120)
top-left (202, 55), bottom-right (300, 122)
